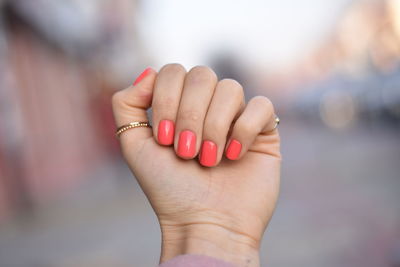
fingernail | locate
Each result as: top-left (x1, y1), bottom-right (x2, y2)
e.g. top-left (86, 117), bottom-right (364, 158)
top-left (226, 139), bottom-right (242, 160)
top-left (177, 130), bottom-right (196, 158)
top-left (158, 120), bottom-right (175, 145)
top-left (133, 67), bottom-right (153, 85)
top-left (200, 141), bottom-right (217, 167)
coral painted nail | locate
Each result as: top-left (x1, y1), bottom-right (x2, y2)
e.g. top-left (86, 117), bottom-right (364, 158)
top-left (200, 141), bottom-right (217, 167)
top-left (133, 67), bottom-right (153, 85)
top-left (226, 139), bottom-right (242, 160)
top-left (177, 130), bottom-right (196, 158)
top-left (158, 120), bottom-right (175, 146)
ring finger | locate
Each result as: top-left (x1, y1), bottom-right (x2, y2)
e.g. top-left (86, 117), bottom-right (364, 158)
top-left (174, 66), bottom-right (218, 159)
top-left (200, 79), bottom-right (245, 167)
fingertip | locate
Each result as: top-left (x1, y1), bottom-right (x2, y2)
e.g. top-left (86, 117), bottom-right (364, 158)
top-left (133, 67), bottom-right (156, 86)
top-left (199, 140), bottom-right (217, 167)
top-left (176, 130), bottom-right (197, 159)
top-left (157, 119), bottom-right (175, 146)
top-left (225, 139), bottom-right (242, 160)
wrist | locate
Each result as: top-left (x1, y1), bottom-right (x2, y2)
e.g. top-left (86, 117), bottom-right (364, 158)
top-left (160, 222), bottom-right (261, 267)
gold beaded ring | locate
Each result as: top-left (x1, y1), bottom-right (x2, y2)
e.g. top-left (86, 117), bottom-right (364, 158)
top-left (115, 121), bottom-right (152, 138)
top-left (116, 117), bottom-right (278, 138)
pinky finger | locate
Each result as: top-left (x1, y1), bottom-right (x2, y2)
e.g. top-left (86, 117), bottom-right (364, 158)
top-left (225, 96), bottom-right (278, 160)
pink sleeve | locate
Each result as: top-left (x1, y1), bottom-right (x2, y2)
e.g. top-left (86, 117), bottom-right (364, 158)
top-left (159, 254), bottom-right (235, 267)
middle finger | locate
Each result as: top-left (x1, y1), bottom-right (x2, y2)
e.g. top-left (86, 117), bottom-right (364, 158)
top-left (174, 66), bottom-right (218, 159)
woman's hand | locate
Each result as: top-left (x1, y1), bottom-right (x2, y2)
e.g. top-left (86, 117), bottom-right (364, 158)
top-left (112, 64), bottom-right (281, 267)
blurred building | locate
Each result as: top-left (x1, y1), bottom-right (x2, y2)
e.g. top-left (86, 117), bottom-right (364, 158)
top-left (0, 0), bottom-right (149, 221)
top-left (273, 0), bottom-right (400, 129)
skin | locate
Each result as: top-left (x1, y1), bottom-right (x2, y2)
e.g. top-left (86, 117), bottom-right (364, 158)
top-left (112, 64), bottom-right (281, 267)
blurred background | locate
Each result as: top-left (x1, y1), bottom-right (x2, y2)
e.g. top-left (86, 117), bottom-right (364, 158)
top-left (0, 0), bottom-right (399, 266)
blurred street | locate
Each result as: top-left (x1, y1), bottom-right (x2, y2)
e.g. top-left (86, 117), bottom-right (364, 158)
top-left (0, 119), bottom-right (399, 267)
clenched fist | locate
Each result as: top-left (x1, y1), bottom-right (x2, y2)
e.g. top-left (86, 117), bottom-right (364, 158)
top-left (112, 64), bottom-right (281, 267)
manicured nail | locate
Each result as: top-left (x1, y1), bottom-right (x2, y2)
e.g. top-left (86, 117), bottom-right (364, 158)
top-left (177, 130), bottom-right (196, 158)
top-left (200, 141), bottom-right (217, 167)
top-left (158, 120), bottom-right (175, 145)
top-left (226, 139), bottom-right (242, 160)
top-left (133, 67), bottom-right (153, 85)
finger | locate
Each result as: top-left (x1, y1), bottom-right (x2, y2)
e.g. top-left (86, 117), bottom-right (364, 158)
top-left (152, 64), bottom-right (186, 146)
top-left (200, 79), bottom-right (245, 167)
top-left (174, 66), bottom-right (218, 159)
top-left (112, 67), bottom-right (157, 146)
top-left (225, 96), bottom-right (278, 160)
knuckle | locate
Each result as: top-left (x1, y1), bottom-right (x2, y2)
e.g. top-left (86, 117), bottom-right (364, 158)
top-left (235, 119), bottom-right (258, 137)
top-left (219, 78), bottom-right (242, 88)
top-left (178, 109), bottom-right (202, 123)
top-left (250, 96), bottom-right (274, 113)
top-left (218, 79), bottom-right (244, 98)
top-left (111, 90), bottom-right (126, 109)
top-left (188, 65), bottom-right (218, 84)
top-left (204, 118), bottom-right (227, 137)
top-left (160, 63), bottom-right (186, 76)
top-left (153, 96), bottom-right (176, 113)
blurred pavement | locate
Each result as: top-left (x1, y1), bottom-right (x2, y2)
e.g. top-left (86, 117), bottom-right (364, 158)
top-left (0, 119), bottom-right (399, 267)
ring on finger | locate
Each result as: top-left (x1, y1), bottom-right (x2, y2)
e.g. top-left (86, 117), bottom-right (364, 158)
top-left (271, 116), bottom-right (280, 131)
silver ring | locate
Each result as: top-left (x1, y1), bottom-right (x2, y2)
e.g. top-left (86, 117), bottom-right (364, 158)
top-left (272, 116), bottom-right (280, 130)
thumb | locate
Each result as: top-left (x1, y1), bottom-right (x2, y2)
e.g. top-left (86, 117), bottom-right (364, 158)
top-left (112, 67), bottom-right (157, 145)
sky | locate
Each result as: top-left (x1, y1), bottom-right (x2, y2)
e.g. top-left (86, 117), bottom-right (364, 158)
top-left (138, 0), bottom-right (353, 70)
